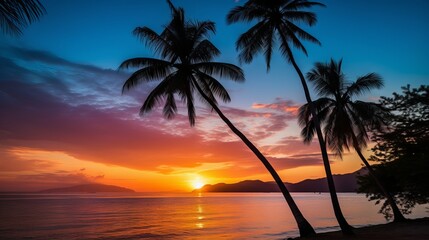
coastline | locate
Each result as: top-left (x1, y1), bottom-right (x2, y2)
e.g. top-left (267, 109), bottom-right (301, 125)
top-left (292, 217), bottom-right (429, 240)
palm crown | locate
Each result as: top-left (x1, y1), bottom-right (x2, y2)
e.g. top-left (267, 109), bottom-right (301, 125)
top-left (227, 0), bottom-right (325, 70)
top-left (298, 59), bottom-right (386, 156)
top-left (119, 3), bottom-right (244, 126)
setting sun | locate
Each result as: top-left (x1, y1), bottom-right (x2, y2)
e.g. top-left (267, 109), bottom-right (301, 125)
top-left (191, 178), bottom-right (205, 190)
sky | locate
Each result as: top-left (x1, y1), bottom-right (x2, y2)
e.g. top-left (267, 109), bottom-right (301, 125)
top-left (0, 0), bottom-right (428, 192)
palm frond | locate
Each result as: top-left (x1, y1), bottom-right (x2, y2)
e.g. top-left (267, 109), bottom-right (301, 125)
top-left (186, 79), bottom-right (196, 126)
top-left (278, 32), bottom-right (294, 62)
top-left (189, 39), bottom-right (219, 63)
top-left (193, 74), bottom-right (218, 108)
top-left (166, 0), bottom-right (177, 13)
top-left (279, 23), bottom-right (308, 56)
top-left (195, 71), bottom-right (231, 103)
top-left (298, 98), bottom-right (333, 126)
top-left (140, 75), bottom-right (174, 115)
top-left (285, 0), bottom-right (326, 11)
top-left (306, 60), bottom-right (346, 97)
top-left (345, 73), bottom-right (383, 97)
top-left (0, 0), bottom-right (46, 36)
top-left (118, 57), bottom-right (171, 70)
top-left (306, 62), bottom-right (335, 96)
top-left (133, 27), bottom-right (173, 59)
top-left (263, 26), bottom-right (275, 71)
top-left (298, 98), bottom-right (334, 143)
top-left (236, 21), bottom-right (270, 64)
top-left (121, 64), bottom-right (172, 93)
top-left (344, 103), bottom-right (369, 151)
top-left (194, 62), bottom-right (245, 82)
top-left (284, 20), bottom-right (321, 45)
top-left (163, 92), bottom-right (177, 119)
top-left (191, 20), bottom-right (216, 42)
top-left (325, 107), bottom-right (352, 157)
top-left (226, 5), bottom-right (264, 24)
top-left (348, 101), bottom-right (388, 132)
top-left (301, 119), bottom-right (316, 144)
top-left (283, 10), bottom-right (318, 26)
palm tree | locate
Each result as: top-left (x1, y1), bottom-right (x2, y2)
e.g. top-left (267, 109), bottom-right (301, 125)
top-left (119, 1), bottom-right (315, 237)
top-left (298, 59), bottom-right (407, 222)
top-left (0, 0), bottom-right (46, 36)
top-left (227, 0), bottom-right (354, 234)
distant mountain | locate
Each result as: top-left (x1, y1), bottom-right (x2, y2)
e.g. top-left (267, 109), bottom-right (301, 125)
top-left (198, 180), bottom-right (280, 192)
top-left (39, 184), bottom-right (135, 193)
top-left (196, 168), bottom-right (366, 193)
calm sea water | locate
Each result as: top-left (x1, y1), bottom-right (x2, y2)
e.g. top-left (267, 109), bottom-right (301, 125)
top-left (0, 193), bottom-right (427, 239)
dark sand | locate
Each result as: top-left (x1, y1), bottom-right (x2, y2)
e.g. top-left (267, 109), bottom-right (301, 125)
top-left (293, 217), bottom-right (429, 240)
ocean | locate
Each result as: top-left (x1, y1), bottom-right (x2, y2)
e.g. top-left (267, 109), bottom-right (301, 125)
top-left (0, 193), bottom-right (427, 239)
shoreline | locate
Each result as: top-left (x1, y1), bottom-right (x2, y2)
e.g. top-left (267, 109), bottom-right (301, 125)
top-left (292, 217), bottom-right (429, 240)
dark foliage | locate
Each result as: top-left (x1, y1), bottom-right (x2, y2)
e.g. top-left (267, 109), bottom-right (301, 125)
top-left (226, 0), bottom-right (325, 71)
top-left (298, 59), bottom-right (385, 156)
top-left (358, 85), bottom-right (429, 219)
top-left (119, 1), bottom-right (244, 126)
top-left (0, 0), bottom-right (46, 36)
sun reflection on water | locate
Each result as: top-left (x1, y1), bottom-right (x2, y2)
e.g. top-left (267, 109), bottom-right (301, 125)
top-left (195, 222), bottom-right (204, 228)
top-left (196, 204), bottom-right (204, 229)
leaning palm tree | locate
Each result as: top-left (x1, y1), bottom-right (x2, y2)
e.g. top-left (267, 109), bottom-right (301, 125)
top-left (298, 59), bottom-right (407, 222)
top-left (119, 1), bottom-right (315, 237)
top-left (227, 0), bottom-right (354, 234)
top-left (0, 0), bottom-right (46, 36)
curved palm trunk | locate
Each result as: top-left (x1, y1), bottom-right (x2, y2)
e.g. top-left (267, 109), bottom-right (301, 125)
top-left (192, 78), bottom-right (316, 237)
top-left (292, 59), bottom-right (353, 235)
top-left (351, 135), bottom-right (406, 222)
top-left (279, 34), bottom-right (353, 235)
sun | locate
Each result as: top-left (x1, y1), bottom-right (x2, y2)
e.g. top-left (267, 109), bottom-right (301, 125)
top-left (191, 178), bottom-right (205, 190)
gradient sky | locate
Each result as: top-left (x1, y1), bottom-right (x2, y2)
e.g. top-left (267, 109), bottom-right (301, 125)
top-left (1, 0), bottom-right (428, 192)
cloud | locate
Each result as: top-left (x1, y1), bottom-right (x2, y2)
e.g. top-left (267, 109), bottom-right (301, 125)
top-left (198, 105), bottom-right (295, 142)
top-left (0, 170), bottom-right (103, 192)
top-left (0, 148), bottom-right (56, 172)
top-left (252, 98), bottom-right (301, 116)
top-left (0, 46), bottom-right (329, 191)
top-left (0, 47), bottom-right (259, 172)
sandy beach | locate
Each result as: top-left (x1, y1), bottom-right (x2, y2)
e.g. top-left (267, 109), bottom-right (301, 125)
top-left (292, 217), bottom-right (429, 240)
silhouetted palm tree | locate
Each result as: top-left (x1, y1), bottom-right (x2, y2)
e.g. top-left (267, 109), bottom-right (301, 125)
top-left (119, 1), bottom-right (315, 237)
top-left (227, 0), bottom-right (354, 234)
top-left (0, 0), bottom-right (46, 36)
top-left (298, 59), bottom-right (407, 222)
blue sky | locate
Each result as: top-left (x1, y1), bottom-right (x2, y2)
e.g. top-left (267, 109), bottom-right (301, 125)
top-left (3, 0), bottom-right (428, 105)
top-left (1, 0), bottom-right (428, 191)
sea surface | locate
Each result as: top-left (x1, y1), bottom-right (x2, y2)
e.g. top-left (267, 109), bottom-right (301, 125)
top-left (0, 192), bottom-right (427, 239)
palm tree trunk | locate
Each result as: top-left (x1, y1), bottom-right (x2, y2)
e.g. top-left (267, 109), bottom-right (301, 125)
top-left (290, 58), bottom-right (353, 235)
top-left (278, 33), bottom-right (353, 234)
top-left (351, 136), bottom-right (406, 222)
top-left (192, 78), bottom-right (316, 237)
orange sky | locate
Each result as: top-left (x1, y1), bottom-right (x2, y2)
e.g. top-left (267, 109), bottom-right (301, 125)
top-left (1, 0), bottom-right (428, 194)
top-left (0, 140), bottom-right (365, 192)
top-left (0, 56), bottom-right (366, 192)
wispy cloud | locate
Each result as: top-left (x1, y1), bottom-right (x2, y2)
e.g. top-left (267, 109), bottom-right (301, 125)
top-left (252, 98), bottom-right (300, 115)
top-left (0, 47), bottom-right (330, 191)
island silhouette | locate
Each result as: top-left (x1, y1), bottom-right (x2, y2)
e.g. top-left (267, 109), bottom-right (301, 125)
top-left (195, 168), bottom-right (365, 193)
